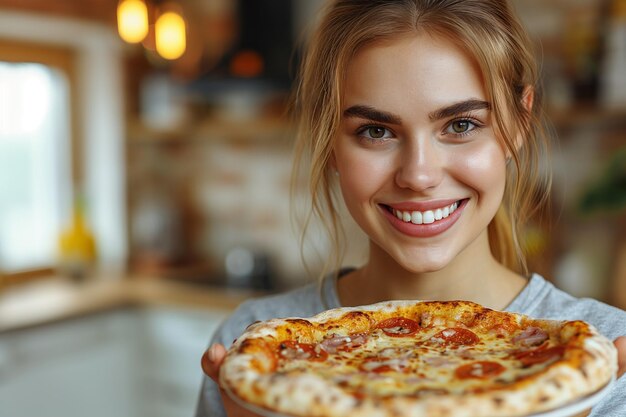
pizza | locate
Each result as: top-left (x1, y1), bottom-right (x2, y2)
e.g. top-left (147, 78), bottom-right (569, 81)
top-left (219, 300), bottom-right (617, 417)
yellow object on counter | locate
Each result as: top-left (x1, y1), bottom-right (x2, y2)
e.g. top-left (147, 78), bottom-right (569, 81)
top-left (58, 197), bottom-right (97, 281)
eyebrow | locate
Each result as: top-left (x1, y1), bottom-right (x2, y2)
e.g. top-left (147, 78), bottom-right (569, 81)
top-left (428, 99), bottom-right (491, 121)
top-left (342, 99), bottom-right (491, 124)
top-left (343, 105), bottom-right (402, 124)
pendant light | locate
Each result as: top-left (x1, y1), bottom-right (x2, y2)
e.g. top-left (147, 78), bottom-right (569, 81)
top-left (117, 0), bottom-right (149, 44)
top-left (155, 5), bottom-right (187, 60)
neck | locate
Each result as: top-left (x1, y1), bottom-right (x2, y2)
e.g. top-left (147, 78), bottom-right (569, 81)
top-left (337, 231), bottom-right (527, 311)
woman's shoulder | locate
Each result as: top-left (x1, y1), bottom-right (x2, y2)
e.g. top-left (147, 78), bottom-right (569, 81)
top-left (210, 280), bottom-right (326, 348)
top-left (513, 274), bottom-right (626, 340)
top-left (236, 281), bottom-right (327, 322)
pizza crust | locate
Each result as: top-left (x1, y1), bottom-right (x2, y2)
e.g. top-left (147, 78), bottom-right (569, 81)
top-left (220, 300), bottom-right (617, 417)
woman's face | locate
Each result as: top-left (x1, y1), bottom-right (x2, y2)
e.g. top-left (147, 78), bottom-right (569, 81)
top-left (333, 33), bottom-right (507, 273)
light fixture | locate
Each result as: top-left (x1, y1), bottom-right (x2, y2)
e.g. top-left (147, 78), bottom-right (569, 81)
top-left (117, 0), bottom-right (149, 44)
top-left (155, 7), bottom-right (187, 60)
top-left (117, 0), bottom-right (187, 61)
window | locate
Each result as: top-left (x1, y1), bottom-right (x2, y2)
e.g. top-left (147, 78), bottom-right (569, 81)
top-left (0, 62), bottom-right (72, 272)
top-left (0, 39), bottom-right (78, 282)
top-left (0, 15), bottom-right (128, 285)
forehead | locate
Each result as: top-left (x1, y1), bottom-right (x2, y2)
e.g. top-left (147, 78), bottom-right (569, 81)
top-left (343, 34), bottom-right (486, 113)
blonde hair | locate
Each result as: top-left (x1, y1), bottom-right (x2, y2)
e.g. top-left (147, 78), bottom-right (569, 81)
top-left (291, 0), bottom-right (552, 278)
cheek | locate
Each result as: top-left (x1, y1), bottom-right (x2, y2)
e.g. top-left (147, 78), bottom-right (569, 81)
top-left (454, 144), bottom-right (507, 196)
top-left (338, 160), bottom-right (377, 205)
top-left (335, 149), bottom-right (390, 203)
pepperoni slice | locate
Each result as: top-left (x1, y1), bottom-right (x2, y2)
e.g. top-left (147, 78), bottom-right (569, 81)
top-left (376, 317), bottom-right (420, 337)
top-left (432, 327), bottom-right (479, 345)
top-left (513, 345), bottom-right (565, 367)
top-left (455, 361), bottom-right (505, 379)
top-left (277, 340), bottom-right (328, 361)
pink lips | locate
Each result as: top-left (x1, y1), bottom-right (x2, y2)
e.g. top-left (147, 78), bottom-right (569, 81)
top-left (382, 199), bottom-right (467, 238)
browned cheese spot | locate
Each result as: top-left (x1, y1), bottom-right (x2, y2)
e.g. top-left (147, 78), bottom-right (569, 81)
top-left (550, 378), bottom-right (563, 389)
top-left (285, 318), bottom-right (313, 328)
top-left (581, 367), bottom-right (589, 379)
top-left (238, 338), bottom-right (255, 353)
top-left (492, 396), bottom-right (504, 407)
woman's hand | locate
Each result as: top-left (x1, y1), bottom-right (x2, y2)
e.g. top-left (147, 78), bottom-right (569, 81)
top-left (615, 336), bottom-right (626, 378)
top-left (202, 337), bottom-right (626, 417)
top-left (201, 343), bottom-right (261, 417)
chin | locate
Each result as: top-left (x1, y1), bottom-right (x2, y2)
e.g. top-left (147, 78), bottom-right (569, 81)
top-left (394, 254), bottom-right (454, 274)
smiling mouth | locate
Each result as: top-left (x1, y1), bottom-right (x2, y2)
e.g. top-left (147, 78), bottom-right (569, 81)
top-left (385, 200), bottom-right (466, 225)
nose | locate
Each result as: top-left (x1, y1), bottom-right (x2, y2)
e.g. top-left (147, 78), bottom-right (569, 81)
top-left (394, 138), bottom-right (444, 191)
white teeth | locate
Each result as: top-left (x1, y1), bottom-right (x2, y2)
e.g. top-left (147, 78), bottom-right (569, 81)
top-left (423, 211), bottom-right (435, 224)
top-left (392, 201), bottom-right (460, 225)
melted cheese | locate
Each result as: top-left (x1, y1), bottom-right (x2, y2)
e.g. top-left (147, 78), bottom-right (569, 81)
top-left (275, 326), bottom-right (562, 398)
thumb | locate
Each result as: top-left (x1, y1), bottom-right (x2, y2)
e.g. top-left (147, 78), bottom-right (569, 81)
top-left (201, 343), bottom-right (228, 382)
top-left (614, 336), bottom-right (626, 379)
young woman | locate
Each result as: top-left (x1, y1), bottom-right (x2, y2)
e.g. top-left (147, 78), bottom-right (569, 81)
top-left (196, 1), bottom-right (626, 416)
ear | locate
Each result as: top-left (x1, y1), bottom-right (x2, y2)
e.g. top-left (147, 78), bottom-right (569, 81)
top-left (510, 85), bottom-right (534, 156)
top-left (521, 85), bottom-right (534, 113)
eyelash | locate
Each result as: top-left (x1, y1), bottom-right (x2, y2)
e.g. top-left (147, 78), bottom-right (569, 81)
top-left (355, 124), bottom-right (394, 144)
top-left (354, 115), bottom-right (485, 144)
top-left (443, 116), bottom-right (484, 138)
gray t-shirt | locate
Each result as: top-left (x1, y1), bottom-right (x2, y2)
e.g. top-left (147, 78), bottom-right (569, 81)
top-left (195, 273), bottom-right (626, 417)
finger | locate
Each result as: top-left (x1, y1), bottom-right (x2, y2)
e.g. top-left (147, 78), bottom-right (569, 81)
top-left (614, 336), bottom-right (626, 378)
top-left (220, 387), bottom-right (262, 417)
top-left (201, 343), bottom-right (228, 381)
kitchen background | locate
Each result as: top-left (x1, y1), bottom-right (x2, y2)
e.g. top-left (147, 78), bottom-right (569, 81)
top-left (0, 0), bottom-right (625, 416)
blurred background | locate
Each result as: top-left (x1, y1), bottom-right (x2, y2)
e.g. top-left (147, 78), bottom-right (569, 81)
top-left (0, 0), bottom-right (624, 416)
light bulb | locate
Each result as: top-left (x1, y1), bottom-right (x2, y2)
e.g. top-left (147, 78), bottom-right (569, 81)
top-left (155, 11), bottom-right (186, 60)
top-left (117, 0), bottom-right (149, 44)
